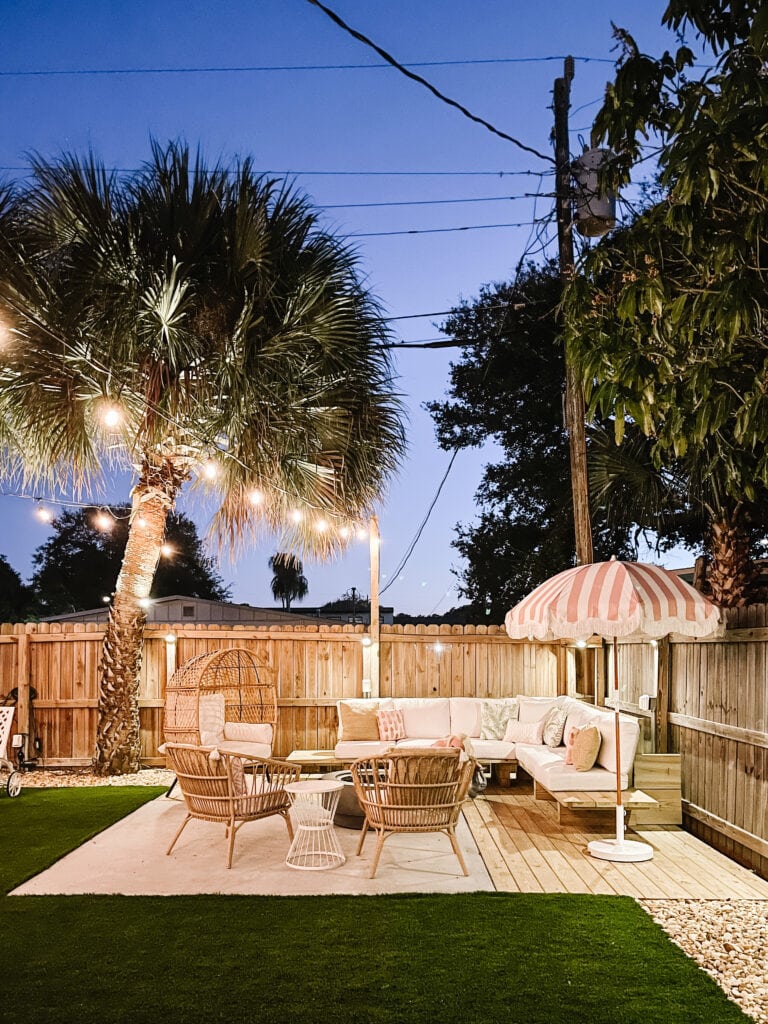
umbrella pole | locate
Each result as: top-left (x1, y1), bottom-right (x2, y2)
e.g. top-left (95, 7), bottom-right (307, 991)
top-left (588, 636), bottom-right (653, 863)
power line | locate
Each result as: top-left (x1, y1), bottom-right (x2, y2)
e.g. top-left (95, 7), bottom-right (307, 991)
top-left (380, 449), bottom-right (461, 595)
top-left (305, 0), bottom-right (554, 164)
top-left (323, 192), bottom-right (550, 210)
top-left (348, 219), bottom-right (541, 238)
top-left (0, 55), bottom-right (620, 78)
top-left (0, 164), bottom-right (553, 178)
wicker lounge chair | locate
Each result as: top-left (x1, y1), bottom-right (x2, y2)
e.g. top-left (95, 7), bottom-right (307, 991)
top-left (351, 749), bottom-right (474, 878)
top-left (164, 743), bottom-right (300, 868)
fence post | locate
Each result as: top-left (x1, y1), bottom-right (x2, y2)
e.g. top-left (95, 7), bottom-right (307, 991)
top-left (655, 637), bottom-right (671, 753)
top-left (15, 624), bottom-right (32, 763)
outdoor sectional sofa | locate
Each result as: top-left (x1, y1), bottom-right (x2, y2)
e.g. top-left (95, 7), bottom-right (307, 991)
top-left (334, 695), bottom-right (641, 795)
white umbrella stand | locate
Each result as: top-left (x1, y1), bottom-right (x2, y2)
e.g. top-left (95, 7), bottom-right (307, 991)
top-left (587, 637), bottom-right (653, 863)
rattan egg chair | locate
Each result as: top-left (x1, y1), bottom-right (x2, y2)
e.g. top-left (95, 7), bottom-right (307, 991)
top-left (163, 648), bottom-right (278, 758)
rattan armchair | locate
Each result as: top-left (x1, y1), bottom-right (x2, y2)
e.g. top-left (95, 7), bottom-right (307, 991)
top-left (351, 749), bottom-right (474, 879)
top-left (164, 743), bottom-right (301, 868)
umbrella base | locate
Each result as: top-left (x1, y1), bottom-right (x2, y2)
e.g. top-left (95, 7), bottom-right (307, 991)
top-left (588, 838), bottom-right (653, 862)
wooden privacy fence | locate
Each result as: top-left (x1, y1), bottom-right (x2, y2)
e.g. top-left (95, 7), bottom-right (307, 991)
top-left (0, 622), bottom-right (561, 767)
top-left (3, 610), bottom-right (768, 881)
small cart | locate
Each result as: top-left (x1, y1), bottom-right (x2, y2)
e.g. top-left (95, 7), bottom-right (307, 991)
top-left (0, 706), bottom-right (22, 797)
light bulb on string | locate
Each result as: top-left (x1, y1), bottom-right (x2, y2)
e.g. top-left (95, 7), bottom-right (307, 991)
top-left (160, 544), bottom-right (174, 558)
top-left (339, 525), bottom-right (351, 540)
top-left (290, 509), bottom-right (303, 525)
top-left (94, 511), bottom-right (113, 532)
top-left (101, 404), bottom-right (122, 429)
top-left (249, 488), bottom-right (264, 506)
top-left (135, 516), bottom-right (147, 529)
top-left (202, 460), bottom-right (219, 480)
top-left (315, 518), bottom-right (329, 533)
top-left (35, 504), bottom-right (54, 524)
top-left (355, 526), bottom-right (368, 541)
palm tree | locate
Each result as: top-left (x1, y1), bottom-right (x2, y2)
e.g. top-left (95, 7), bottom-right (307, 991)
top-left (269, 553), bottom-right (309, 610)
top-left (589, 426), bottom-right (766, 606)
top-left (0, 142), bottom-right (405, 773)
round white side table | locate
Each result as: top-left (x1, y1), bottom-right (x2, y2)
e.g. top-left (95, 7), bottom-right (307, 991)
top-left (285, 779), bottom-right (346, 870)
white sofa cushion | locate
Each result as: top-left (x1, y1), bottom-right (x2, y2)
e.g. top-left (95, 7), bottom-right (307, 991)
top-left (517, 695), bottom-right (562, 724)
top-left (594, 710), bottom-right (640, 777)
top-left (538, 757), bottom-right (625, 792)
top-left (449, 697), bottom-right (483, 737)
top-left (469, 739), bottom-right (516, 760)
top-left (393, 698), bottom-right (451, 738)
top-left (480, 698), bottom-right (519, 739)
top-left (514, 742), bottom-right (563, 779)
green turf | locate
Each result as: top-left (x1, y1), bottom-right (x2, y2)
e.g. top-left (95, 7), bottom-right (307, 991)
top-left (0, 788), bottom-right (751, 1024)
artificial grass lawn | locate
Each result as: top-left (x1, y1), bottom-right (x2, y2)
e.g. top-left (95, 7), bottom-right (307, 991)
top-left (0, 789), bottom-right (751, 1024)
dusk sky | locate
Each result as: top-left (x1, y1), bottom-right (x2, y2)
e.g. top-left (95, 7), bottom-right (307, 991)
top-left (1, 1), bottom-right (695, 616)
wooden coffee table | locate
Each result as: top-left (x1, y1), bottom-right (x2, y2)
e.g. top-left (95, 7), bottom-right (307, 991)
top-left (285, 749), bottom-right (349, 771)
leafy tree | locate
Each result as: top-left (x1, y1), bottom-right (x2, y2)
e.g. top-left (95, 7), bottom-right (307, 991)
top-left (0, 142), bottom-right (405, 773)
top-left (563, 1), bottom-right (768, 605)
top-left (427, 262), bottom-right (634, 618)
top-left (0, 554), bottom-right (38, 621)
top-left (30, 507), bottom-right (230, 615)
top-left (268, 552), bottom-right (308, 610)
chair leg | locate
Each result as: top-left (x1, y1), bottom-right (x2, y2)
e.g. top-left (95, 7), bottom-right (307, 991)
top-left (166, 813), bottom-right (191, 856)
top-left (227, 821), bottom-right (238, 869)
top-left (282, 809), bottom-right (294, 842)
top-left (369, 831), bottom-right (387, 879)
top-left (448, 828), bottom-right (469, 876)
top-left (356, 819), bottom-right (369, 856)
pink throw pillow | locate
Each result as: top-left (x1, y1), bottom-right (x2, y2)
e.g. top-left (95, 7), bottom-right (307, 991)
top-left (564, 726), bottom-right (579, 765)
top-left (377, 709), bottom-right (405, 743)
top-left (502, 719), bottom-right (544, 744)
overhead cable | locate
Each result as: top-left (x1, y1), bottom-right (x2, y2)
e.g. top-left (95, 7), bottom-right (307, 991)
top-left (305, 0), bottom-right (554, 164)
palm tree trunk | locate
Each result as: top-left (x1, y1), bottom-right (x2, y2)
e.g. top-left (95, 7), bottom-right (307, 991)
top-left (706, 508), bottom-right (754, 609)
top-left (93, 456), bottom-right (189, 775)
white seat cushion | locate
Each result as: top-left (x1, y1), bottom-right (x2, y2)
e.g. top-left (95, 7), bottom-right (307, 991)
top-left (469, 739), bottom-right (516, 760)
top-left (538, 759), bottom-right (625, 792)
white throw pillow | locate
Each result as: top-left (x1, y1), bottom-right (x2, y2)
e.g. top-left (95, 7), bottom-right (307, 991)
top-left (199, 692), bottom-right (225, 746)
top-left (503, 719), bottom-right (544, 744)
top-left (480, 699), bottom-right (519, 740)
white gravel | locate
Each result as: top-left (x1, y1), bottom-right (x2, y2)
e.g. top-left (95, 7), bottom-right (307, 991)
top-left (17, 767), bottom-right (174, 787)
top-left (641, 899), bottom-right (768, 1023)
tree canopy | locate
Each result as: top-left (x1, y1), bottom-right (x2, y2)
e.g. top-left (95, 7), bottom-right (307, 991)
top-left (428, 262), bottom-right (634, 618)
top-left (30, 507), bottom-right (230, 615)
top-left (0, 554), bottom-right (37, 621)
top-left (563, 0), bottom-right (768, 604)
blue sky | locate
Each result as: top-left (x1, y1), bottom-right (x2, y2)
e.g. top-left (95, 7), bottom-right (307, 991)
top-left (0, 1), bottom-right (693, 615)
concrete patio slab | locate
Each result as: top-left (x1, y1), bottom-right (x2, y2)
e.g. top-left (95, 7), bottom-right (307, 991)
top-left (11, 793), bottom-right (493, 896)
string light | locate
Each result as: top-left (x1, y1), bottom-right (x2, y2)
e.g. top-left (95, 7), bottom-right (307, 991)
top-left (94, 511), bottom-right (114, 531)
top-left (35, 504), bottom-right (54, 524)
top-left (160, 543), bottom-right (174, 557)
top-left (315, 518), bottom-right (329, 533)
top-left (290, 509), bottom-right (303, 524)
top-left (101, 595), bottom-right (111, 603)
top-left (356, 526), bottom-right (368, 541)
top-left (249, 488), bottom-right (264, 506)
top-left (100, 403), bottom-right (122, 428)
top-left (138, 597), bottom-right (152, 608)
top-left (135, 516), bottom-right (147, 528)
top-left (339, 525), bottom-right (351, 539)
top-left (202, 460), bottom-right (219, 480)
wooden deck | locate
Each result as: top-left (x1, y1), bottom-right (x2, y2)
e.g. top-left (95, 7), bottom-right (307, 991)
top-left (464, 780), bottom-right (768, 898)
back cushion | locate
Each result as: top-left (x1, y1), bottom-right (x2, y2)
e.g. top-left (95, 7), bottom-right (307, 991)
top-left (223, 722), bottom-right (273, 746)
top-left (449, 698), bottom-right (482, 737)
top-left (199, 692), bottom-right (226, 746)
top-left (595, 712), bottom-right (640, 776)
top-left (564, 701), bottom-right (601, 741)
top-left (517, 696), bottom-right (560, 724)
top-left (393, 698), bottom-right (451, 738)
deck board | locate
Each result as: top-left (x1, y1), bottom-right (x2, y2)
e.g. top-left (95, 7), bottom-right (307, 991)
top-left (466, 780), bottom-right (768, 898)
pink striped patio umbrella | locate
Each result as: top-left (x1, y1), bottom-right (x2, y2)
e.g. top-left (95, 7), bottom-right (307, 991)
top-left (505, 559), bottom-right (722, 862)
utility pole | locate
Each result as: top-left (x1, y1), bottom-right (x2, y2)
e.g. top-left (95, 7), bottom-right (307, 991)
top-left (554, 56), bottom-right (594, 565)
